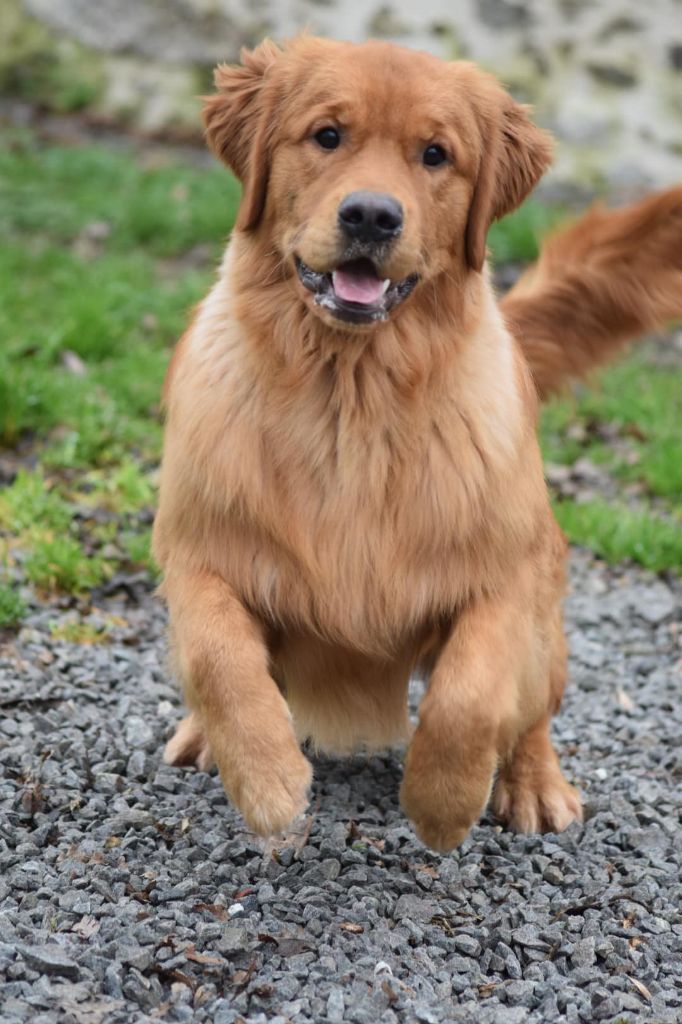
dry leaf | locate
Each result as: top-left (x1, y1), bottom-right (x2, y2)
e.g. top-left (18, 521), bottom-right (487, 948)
top-left (72, 915), bottom-right (100, 939)
top-left (59, 997), bottom-right (124, 1023)
top-left (411, 863), bottom-right (439, 878)
top-left (361, 835), bottom-right (386, 852)
top-left (478, 982), bottom-right (500, 997)
top-left (185, 945), bottom-right (224, 966)
top-left (195, 903), bottom-right (228, 921)
top-left (340, 922), bottom-right (364, 934)
top-left (382, 980), bottom-right (398, 1005)
top-left (616, 688), bottom-right (635, 711)
top-left (61, 350), bottom-right (87, 377)
top-left (629, 977), bottom-right (652, 1001)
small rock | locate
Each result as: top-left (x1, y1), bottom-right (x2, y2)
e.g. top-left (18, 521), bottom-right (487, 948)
top-left (327, 987), bottom-right (345, 1023)
top-left (453, 934), bottom-right (482, 958)
top-left (570, 937), bottom-right (596, 969)
top-left (393, 894), bottom-right (437, 922)
top-left (17, 944), bottom-right (79, 979)
top-left (543, 865), bottom-right (564, 885)
top-left (124, 716), bottom-right (155, 749)
top-left (217, 926), bottom-right (249, 954)
top-left (636, 583), bottom-right (676, 624)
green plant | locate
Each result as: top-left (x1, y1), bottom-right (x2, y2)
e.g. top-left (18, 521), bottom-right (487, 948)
top-left (0, 581), bottom-right (26, 627)
top-left (24, 536), bottom-right (111, 593)
top-left (553, 499), bottom-right (682, 573)
top-left (0, 469), bottom-right (72, 533)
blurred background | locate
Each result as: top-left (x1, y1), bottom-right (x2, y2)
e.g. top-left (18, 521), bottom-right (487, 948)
top-left (0, 0), bottom-right (681, 635)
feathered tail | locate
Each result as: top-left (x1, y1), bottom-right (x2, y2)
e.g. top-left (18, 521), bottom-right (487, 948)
top-left (501, 186), bottom-right (682, 399)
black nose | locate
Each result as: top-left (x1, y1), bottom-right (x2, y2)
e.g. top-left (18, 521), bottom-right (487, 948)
top-left (338, 191), bottom-right (403, 244)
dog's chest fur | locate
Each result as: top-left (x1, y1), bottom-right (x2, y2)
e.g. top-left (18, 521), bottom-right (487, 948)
top-left (158, 272), bottom-right (546, 654)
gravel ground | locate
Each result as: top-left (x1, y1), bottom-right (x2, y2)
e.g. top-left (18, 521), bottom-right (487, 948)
top-left (0, 550), bottom-right (680, 1024)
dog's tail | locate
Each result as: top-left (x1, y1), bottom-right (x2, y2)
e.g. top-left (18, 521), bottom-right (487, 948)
top-left (500, 186), bottom-right (682, 400)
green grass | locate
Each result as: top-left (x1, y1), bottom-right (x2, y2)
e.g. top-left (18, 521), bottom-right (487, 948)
top-left (540, 348), bottom-right (682, 567)
top-left (489, 200), bottom-right (566, 263)
top-left (0, 130), bottom-right (239, 456)
top-left (553, 500), bottom-right (682, 573)
top-left (541, 353), bottom-right (682, 496)
top-left (0, 128), bottom-right (679, 626)
top-left (0, 581), bottom-right (26, 628)
top-left (24, 536), bottom-right (111, 593)
top-left (0, 469), bottom-right (72, 533)
top-left (0, 130), bottom-right (238, 610)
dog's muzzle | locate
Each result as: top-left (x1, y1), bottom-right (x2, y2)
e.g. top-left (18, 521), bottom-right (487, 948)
top-left (295, 256), bottom-right (418, 325)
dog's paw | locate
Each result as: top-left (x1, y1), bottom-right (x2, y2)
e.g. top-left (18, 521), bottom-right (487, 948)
top-left (492, 768), bottom-right (582, 833)
top-left (400, 742), bottom-right (493, 852)
top-left (164, 714), bottom-right (213, 772)
top-left (229, 746), bottom-right (313, 837)
top-left (401, 806), bottom-right (473, 853)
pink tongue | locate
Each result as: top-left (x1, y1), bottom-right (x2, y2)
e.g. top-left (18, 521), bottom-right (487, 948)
top-left (332, 266), bottom-right (385, 305)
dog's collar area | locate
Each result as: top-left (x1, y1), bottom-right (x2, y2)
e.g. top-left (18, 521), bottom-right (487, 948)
top-left (295, 256), bottom-right (418, 324)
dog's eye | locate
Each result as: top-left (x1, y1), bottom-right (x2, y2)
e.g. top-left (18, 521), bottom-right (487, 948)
top-left (314, 127), bottom-right (341, 150)
top-left (423, 144), bottom-right (448, 167)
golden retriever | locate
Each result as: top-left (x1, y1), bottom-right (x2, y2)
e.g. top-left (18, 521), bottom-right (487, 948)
top-left (152, 36), bottom-right (682, 851)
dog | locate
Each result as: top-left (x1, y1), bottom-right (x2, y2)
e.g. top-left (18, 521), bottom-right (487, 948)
top-left (152, 36), bottom-right (682, 851)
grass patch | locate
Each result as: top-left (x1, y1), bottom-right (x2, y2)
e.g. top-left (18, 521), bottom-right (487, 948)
top-left (553, 500), bottom-right (682, 573)
top-left (24, 536), bottom-right (112, 594)
top-left (120, 528), bottom-right (157, 575)
top-left (49, 618), bottom-right (114, 644)
top-left (489, 200), bottom-right (567, 263)
top-left (0, 469), bottom-right (72, 533)
top-left (0, 581), bottom-right (26, 628)
top-left (0, 129), bottom-right (238, 455)
top-left (540, 347), bottom-right (682, 505)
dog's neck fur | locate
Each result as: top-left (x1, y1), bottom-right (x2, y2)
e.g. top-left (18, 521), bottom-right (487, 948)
top-left (225, 233), bottom-right (516, 423)
top-left (187, 233), bottom-right (536, 488)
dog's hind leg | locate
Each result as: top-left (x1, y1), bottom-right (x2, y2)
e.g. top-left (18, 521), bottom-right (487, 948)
top-left (490, 713), bottom-right (582, 833)
top-left (491, 623), bottom-right (582, 833)
top-left (164, 712), bottom-right (214, 771)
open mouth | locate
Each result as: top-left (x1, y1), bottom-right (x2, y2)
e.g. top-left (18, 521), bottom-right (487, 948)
top-left (295, 256), bottom-right (418, 324)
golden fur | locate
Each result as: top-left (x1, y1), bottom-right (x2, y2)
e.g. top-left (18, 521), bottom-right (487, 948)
top-left (153, 36), bottom-right (682, 850)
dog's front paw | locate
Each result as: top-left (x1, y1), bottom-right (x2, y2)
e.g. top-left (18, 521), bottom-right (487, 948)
top-left (222, 741), bottom-right (313, 837)
top-left (492, 768), bottom-right (582, 834)
top-left (400, 727), bottom-right (494, 852)
top-left (400, 796), bottom-right (473, 853)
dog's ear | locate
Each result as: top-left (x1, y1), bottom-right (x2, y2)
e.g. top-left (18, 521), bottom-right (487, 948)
top-left (203, 40), bottom-right (281, 231)
top-left (465, 98), bottom-right (553, 272)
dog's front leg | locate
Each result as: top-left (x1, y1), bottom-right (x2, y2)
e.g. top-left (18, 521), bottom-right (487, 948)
top-left (162, 569), bottom-right (312, 836)
top-left (400, 589), bottom-right (536, 852)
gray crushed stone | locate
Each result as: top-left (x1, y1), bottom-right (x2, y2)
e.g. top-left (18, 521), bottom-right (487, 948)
top-left (0, 550), bottom-right (680, 1023)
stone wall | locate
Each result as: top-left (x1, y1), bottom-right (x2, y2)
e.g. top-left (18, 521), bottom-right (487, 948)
top-left (4, 0), bottom-right (682, 190)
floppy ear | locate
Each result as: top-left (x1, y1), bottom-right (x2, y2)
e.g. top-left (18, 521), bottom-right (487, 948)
top-left (203, 39), bottom-right (281, 231)
top-left (465, 99), bottom-right (553, 272)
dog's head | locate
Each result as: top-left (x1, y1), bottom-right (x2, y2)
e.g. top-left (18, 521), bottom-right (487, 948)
top-left (204, 37), bottom-right (553, 329)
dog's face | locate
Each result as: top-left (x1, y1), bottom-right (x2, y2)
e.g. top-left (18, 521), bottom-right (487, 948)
top-left (205, 37), bottom-right (552, 329)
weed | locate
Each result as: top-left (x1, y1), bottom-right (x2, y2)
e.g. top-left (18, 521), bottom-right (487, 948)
top-left (24, 536), bottom-right (111, 593)
top-left (0, 580), bottom-right (26, 627)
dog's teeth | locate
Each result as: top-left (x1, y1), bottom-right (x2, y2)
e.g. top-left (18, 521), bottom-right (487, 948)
top-left (381, 279), bottom-right (390, 295)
